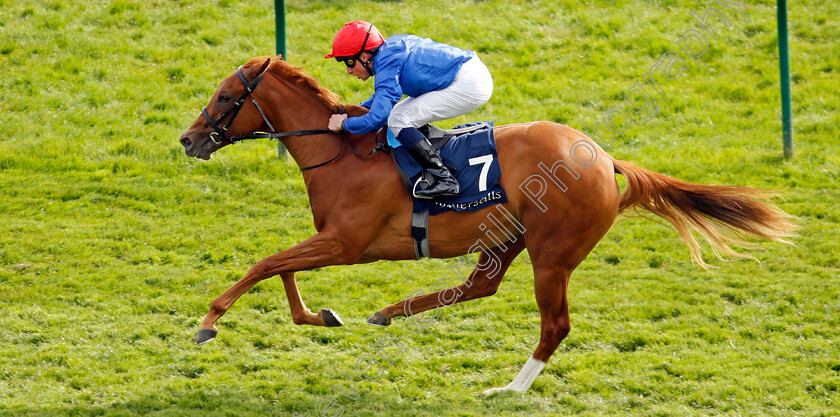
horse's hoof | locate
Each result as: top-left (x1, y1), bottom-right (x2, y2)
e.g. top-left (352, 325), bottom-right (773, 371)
top-left (195, 329), bottom-right (217, 345)
top-left (366, 311), bottom-right (391, 327)
top-left (482, 386), bottom-right (513, 396)
top-left (321, 309), bottom-right (344, 327)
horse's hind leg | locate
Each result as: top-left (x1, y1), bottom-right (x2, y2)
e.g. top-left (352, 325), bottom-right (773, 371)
top-left (368, 240), bottom-right (526, 326)
top-left (482, 216), bottom-right (605, 395)
top-left (482, 263), bottom-right (572, 395)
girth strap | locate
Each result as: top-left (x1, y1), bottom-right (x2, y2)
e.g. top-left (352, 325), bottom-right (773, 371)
top-left (411, 211), bottom-right (431, 259)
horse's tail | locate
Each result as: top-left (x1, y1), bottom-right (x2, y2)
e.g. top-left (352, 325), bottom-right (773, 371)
top-left (612, 158), bottom-right (797, 267)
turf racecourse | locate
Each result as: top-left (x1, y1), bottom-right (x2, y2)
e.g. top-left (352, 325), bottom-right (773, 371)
top-left (1, 0), bottom-right (838, 415)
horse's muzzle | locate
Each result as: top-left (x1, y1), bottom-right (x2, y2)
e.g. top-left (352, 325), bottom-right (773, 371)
top-left (179, 133), bottom-right (213, 160)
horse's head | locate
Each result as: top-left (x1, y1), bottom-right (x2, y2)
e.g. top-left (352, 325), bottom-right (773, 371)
top-left (179, 58), bottom-right (273, 160)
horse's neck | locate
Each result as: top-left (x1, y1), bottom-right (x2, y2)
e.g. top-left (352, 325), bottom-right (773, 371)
top-left (262, 77), bottom-right (339, 170)
top-left (259, 75), bottom-right (385, 201)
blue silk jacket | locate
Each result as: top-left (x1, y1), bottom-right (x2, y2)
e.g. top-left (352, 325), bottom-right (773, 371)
top-left (343, 35), bottom-right (475, 134)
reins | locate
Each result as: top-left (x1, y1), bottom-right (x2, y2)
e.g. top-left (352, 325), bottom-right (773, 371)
top-left (202, 65), bottom-right (388, 172)
top-left (300, 126), bottom-right (389, 172)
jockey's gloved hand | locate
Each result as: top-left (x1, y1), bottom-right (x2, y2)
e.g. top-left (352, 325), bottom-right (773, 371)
top-left (328, 114), bottom-right (348, 132)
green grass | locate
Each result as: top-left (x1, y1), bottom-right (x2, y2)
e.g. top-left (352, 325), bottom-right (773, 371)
top-left (1, 0), bottom-right (838, 416)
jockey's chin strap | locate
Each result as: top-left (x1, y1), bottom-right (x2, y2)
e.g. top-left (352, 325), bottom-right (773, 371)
top-left (359, 54), bottom-right (375, 77)
top-left (353, 25), bottom-right (376, 77)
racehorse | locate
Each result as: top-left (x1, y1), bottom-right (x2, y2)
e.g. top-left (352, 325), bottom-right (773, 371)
top-left (178, 56), bottom-right (795, 394)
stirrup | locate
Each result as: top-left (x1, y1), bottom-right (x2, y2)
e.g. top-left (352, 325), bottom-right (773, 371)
top-left (412, 176), bottom-right (434, 200)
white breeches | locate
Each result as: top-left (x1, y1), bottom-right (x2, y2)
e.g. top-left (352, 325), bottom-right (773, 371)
top-left (388, 55), bottom-right (494, 137)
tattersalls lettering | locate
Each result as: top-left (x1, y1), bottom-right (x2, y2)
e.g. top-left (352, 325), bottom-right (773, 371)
top-left (433, 190), bottom-right (503, 211)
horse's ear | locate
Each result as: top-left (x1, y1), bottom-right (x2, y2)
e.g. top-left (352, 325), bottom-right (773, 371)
top-left (244, 57), bottom-right (272, 79)
top-left (258, 58), bottom-right (271, 74)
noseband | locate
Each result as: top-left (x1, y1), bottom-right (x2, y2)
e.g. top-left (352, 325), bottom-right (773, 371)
top-left (201, 66), bottom-right (333, 145)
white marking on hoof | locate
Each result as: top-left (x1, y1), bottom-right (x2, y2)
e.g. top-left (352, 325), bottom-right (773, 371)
top-left (482, 356), bottom-right (546, 395)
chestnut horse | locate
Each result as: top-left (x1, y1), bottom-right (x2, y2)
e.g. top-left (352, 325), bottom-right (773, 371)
top-left (179, 56), bottom-right (794, 394)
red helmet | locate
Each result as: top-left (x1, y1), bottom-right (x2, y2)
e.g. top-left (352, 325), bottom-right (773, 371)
top-left (325, 20), bottom-right (385, 59)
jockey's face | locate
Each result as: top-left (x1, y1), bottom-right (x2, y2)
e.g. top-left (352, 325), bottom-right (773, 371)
top-left (346, 52), bottom-right (373, 81)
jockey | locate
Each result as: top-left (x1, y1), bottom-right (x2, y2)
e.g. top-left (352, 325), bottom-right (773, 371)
top-left (326, 20), bottom-right (494, 199)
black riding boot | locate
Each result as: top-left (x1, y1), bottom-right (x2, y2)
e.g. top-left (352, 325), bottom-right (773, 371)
top-left (408, 138), bottom-right (461, 199)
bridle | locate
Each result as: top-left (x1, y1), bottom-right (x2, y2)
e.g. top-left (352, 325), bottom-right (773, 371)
top-left (200, 65), bottom-right (387, 171)
top-left (201, 65), bottom-right (334, 146)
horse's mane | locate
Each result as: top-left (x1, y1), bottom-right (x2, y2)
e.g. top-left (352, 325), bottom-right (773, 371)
top-left (244, 56), bottom-right (369, 117)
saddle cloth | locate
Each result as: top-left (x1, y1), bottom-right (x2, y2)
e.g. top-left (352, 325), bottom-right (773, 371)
top-left (389, 121), bottom-right (507, 216)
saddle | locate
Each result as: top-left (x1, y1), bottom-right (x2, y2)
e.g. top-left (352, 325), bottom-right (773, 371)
top-left (386, 121), bottom-right (507, 258)
top-left (420, 123), bottom-right (486, 151)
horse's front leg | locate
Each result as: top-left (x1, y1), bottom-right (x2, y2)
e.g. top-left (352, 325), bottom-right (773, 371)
top-left (279, 271), bottom-right (345, 326)
top-left (195, 232), bottom-right (350, 344)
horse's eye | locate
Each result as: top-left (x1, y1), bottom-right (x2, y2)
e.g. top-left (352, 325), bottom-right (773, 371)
top-left (219, 95), bottom-right (231, 103)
